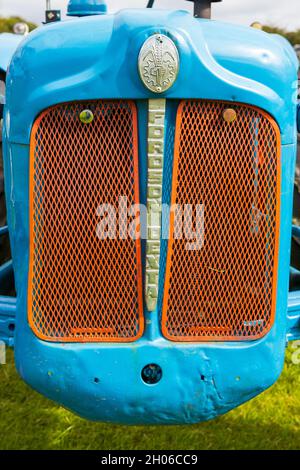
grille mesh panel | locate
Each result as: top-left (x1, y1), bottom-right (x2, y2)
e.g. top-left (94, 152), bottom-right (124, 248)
top-left (29, 100), bottom-right (144, 342)
top-left (162, 100), bottom-right (280, 341)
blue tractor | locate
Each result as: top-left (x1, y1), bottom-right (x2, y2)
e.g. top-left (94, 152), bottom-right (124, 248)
top-left (0, 0), bottom-right (300, 424)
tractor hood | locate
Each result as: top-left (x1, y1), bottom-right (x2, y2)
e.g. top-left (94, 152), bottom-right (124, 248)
top-left (5, 8), bottom-right (298, 145)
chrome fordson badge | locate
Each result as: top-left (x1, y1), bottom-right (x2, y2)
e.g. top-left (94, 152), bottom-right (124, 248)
top-left (138, 34), bottom-right (179, 93)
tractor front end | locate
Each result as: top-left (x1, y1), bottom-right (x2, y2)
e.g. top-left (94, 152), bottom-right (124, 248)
top-left (1, 0), bottom-right (300, 424)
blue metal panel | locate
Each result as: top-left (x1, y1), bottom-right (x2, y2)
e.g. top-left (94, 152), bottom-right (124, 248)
top-left (0, 224), bottom-right (16, 346)
top-left (0, 33), bottom-right (24, 74)
top-left (5, 10), bottom-right (297, 145)
top-left (2, 9), bottom-right (299, 424)
top-left (67, 0), bottom-right (107, 16)
top-left (0, 295), bottom-right (16, 347)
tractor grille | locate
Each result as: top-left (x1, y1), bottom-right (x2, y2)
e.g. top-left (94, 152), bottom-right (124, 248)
top-left (28, 100), bottom-right (144, 342)
top-left (162, 100), bottom-right (280, 341)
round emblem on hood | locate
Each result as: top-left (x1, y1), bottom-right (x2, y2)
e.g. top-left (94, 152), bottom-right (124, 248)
top-left (138, 34), bottom-right (179, 93)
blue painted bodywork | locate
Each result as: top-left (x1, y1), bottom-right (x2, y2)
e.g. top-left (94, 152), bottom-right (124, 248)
top-left (0, 294), bottom-right (16, 348)
top-left (2, 9), bottom-right (300, 424)
top-left (0, 33), bottom-right (25, 74)
top-left (67, 0), bottom-right (107, 16)
top-left (0, 226), bottom-right (16, 347)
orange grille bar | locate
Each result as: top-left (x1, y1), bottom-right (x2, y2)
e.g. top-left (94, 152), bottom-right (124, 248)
top-left (28, 100), bottom-right (144, 342)
top-left (162, 101), bottom-right (280, 341)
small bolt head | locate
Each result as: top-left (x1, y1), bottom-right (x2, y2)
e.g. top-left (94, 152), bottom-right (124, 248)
top-left (79, 109), bottom-right (94, 124)
top-left (223, 108), bottom-right (237, 123)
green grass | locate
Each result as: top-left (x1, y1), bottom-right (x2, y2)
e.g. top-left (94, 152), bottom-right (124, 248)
top-left (0, 347), bottom-right (300, 450)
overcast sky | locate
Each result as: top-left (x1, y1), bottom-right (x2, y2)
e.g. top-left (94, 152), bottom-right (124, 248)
top-left (0, 0), bottom-right (299, 30)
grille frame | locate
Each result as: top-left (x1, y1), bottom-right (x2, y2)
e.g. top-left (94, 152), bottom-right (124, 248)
top-left (161, 100), bottom-right (281, 342)
top-left (28, 100), bottom-right (144, 343)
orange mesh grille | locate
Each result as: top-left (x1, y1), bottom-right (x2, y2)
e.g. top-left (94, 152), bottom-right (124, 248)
top-left (28, 100), bottom-right (144, 342)
top-left (162, 101), bottom-right (280, 341)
